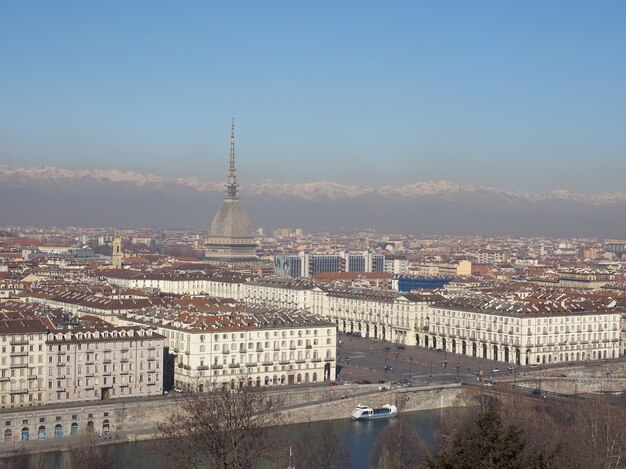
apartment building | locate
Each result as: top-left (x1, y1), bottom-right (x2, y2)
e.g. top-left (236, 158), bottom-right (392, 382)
top-left (243, 277), bottom-right (319, 310)
top-left (45, 326), bottom-right (165, 404)
top-left (0, 319), bottom-right (48, 409)
top-left (425, 296), bottom-right (622, 365)
top-left (121, 307), bottom-right (336, 391)
top-left (310, 286), bottom-right (442, 346)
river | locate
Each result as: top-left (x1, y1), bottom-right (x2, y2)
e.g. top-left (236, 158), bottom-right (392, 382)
top-left (37, 407), bottom-right (459, 468)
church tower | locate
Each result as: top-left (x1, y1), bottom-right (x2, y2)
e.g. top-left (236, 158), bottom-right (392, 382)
top-left (111, 232), bottom-right (123, 269)
top-left (205, 121), bottom-right (258, 262)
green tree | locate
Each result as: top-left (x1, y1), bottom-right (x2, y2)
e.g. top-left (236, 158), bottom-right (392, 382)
top-left (427, 410), bottom-right (555, 469)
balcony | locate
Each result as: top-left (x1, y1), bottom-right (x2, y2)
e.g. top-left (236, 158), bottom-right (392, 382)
top-left (103, 372), bottom-right (111, 377)
top-left (197, 365), bottom-right (209, 371)
top-left (10, 389), bottom-right (28, 395)
top-left (103, 359), bottom-right (112, 364)
top-left (10, 351), bottom-right (28, 358)
top-left (0, 377), bottom-right (9, 382)
top-left (9, 339), bottom-right (29, 346)
top-left (262, 361), bottom-right (273, 366)
top-left (10, 363), bottom-right (28, 369)
top-left (228, 363), bottom-right (240, 369)
top-left (85, 373), bottom-right (95, 377)
top-left (289, 346), bottom-right (296, 350)
top-left (121, 348), bottom-right (129, 353)
top-left (211, 365), bottom-right (224, 369)
top-left (305, 345), bottom-right (312, 350)
top-left (256, 347), bottom-right (264, 352)
top-left (311, 358), bottom-right (322, 363)
top-left (222, 350), bottom-right (230, 355)
top-left (295, 359), bottom-right (306, 364)
top-left (279, 360), bottom-right (290, 365)
top-left (147, 369), bottom-right (156, 374)
top-left (324, 357), bottom-right (334, 362)
top-left (120, 358), bottom-right (129, 363)
top-left (147, 356), bottom-right (156, 361)
top-left (246, 362), bottom-right (257, 367)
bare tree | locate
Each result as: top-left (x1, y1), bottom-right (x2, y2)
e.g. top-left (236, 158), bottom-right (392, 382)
top-left (292, 422), bottom-right (350, 469)
top-left (562, 399), bottom-right (626, 469)
top-left (370, 418), bottom-right (427, 469)
top-left (155, 386), bottom-right (283, 469)
top-left (63, 431), bottom-right (120, 469)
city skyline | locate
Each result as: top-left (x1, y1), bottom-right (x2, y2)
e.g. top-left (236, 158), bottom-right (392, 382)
top-left (2, 2), bottom-right (626, 193)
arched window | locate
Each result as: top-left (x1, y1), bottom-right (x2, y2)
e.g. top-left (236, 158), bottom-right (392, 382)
top-left (4, 429), bottom-right (12, 442)
top-left (21, 428), bottom-right (29, 441)
top-left (102, 419), bottom-right (110, 432)
top-left (38, 425), bottom-right (46, 440)
top-left (54, 424), bottom-right (62, 438)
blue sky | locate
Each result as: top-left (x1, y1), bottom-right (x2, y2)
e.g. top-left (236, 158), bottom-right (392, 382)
top-left (1, 1), bottom-right (625, 192)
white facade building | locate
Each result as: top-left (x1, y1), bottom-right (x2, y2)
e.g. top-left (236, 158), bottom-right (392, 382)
top-left (121, 307), bottom-right (336, 391)
top-left (424, 298), bottom-right (622, 365)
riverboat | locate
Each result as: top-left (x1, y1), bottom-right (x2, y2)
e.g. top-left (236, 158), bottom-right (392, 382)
top-left (351, 404), bottom-right (398, 421)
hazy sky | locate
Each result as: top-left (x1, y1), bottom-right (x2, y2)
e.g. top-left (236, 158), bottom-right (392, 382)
top-left (1, 2), bottom-right (625, 192)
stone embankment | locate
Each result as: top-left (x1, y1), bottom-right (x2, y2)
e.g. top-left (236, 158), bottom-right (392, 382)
top-left (0, 384), bottom-right (471, 457)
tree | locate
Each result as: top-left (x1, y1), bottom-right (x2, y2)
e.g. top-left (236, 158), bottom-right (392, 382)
top-left (370, 418), bottom-right (427, 469)
top-left (427, 409), bottom-right (555, 469)
top-left (63, 431), bottom-right (120, 469)
top-left (155, 386), bottom-right (282, 469)
top-left (561, 399), bottom-right (626, 469)
top-left (292, 422), bottom-right (351, 469)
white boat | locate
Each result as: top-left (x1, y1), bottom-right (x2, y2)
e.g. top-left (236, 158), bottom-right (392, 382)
top-left (351, 404), bottom-right (398, 421)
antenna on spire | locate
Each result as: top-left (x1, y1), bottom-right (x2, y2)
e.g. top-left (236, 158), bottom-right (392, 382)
top-left (226, 118), bottom-right (239, 199)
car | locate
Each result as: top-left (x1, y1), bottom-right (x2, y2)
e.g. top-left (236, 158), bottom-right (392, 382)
top-left (384, 365), bottom-right (393, 371)
top-left (173, 387), bottom-right (183, 393)
top-left (398, 345), bottom-right (405, 350)
top-left (328, 381), bottom-right (339, 387)
top-left (353, 332), bottom-right (361, 337)
top-left (435, 348), bottom-right (444, 352)
top-left (482, 381), bottom-right (494, 387)
top-left (383, 346), bottom-right (391, 352)
top-left (492, 368), bottom-right (500, 373)
top-left (361, 380), bottom-right (371, 384)
top-left (345, 331), bottom-right (352, 335)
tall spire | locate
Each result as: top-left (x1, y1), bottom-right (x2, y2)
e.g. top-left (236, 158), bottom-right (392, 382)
top-left (225, 118), bottom-right (239, 199)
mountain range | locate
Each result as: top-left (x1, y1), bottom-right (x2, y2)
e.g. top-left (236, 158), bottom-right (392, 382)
top-left (1, 165), bottom-right (624, 237)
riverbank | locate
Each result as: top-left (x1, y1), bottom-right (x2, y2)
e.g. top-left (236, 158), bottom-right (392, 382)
top-left (0, 383), bottom-right (471, 459)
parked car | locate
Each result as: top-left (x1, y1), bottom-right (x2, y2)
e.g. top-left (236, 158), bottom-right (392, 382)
top-left (353, 331), bottom-right (361, 337)
top-left (398, 345), bottom-right (405, 350)
top-left (383, 346), bottom-right (391, 352)
top-left (492, 368), bottom-right (500, 373)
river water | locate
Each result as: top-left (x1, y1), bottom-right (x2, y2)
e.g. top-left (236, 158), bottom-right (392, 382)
top-left (38, 407), bottom-right (459, 468)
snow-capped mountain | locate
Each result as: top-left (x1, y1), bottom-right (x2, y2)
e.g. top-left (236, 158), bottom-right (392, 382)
top-left (1, 165), bottom-right (625, 204)
top-left (0, 165), bottom-right (625, 236)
